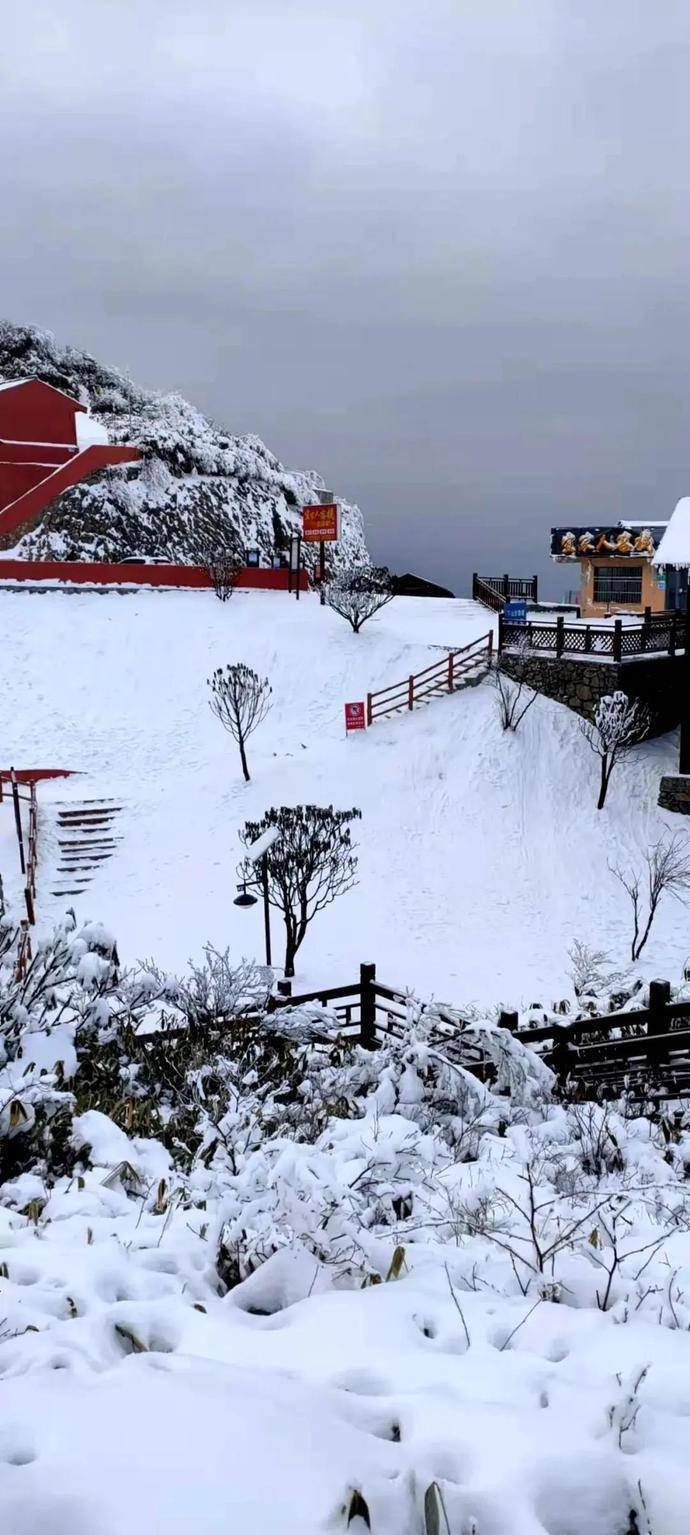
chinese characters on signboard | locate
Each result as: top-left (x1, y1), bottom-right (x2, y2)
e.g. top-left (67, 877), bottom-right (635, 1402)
top-left (551, 527), bottom-right (656, 559)
top-left (345, 702), bottom-right (366, 732)
top-left (302, 503), bottom-right (340, 542)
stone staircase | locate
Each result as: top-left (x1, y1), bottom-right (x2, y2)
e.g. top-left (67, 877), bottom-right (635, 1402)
top-left (50, 799), bottom-right (124, 898)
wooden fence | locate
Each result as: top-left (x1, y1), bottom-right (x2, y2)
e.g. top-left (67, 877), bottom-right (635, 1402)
top-left (366, 631), bottom-right (493, 726)
top-left (473, 573), bottom-right (538, 611)
top-left (3, 770), bottom-right (38, 978)
top-left (501, 979), bottom-right (690, 1102)
top-left (136, 963), bottom-right (414, 1048)
top-left (499, 608), bottom-right (684, 662)
top-left (137, 961), bottom-right (690, 1101)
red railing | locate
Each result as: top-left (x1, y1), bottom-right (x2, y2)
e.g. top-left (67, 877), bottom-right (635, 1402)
top-left (366, 631), bottom-right (493, 726)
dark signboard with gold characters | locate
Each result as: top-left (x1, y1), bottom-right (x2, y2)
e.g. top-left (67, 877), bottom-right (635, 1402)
top-left (551, 526), bottom-right (656, 560)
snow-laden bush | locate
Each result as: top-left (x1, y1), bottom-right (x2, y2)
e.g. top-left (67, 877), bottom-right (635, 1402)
top-left (3, 915), bottom-right (690, 1327)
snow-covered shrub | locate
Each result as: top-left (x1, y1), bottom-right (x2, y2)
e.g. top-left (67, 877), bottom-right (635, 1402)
top-left (325, 564), bottom-right (394, 633)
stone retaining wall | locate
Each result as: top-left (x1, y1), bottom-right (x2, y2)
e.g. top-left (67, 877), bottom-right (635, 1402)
top-left (658, 775), bottom-right (690, 815)
top-left (500, 651), bottom-right (683, 737)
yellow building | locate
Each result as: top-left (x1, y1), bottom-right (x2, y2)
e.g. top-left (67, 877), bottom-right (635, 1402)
top-left (550, 520), bottom-right (682, 618)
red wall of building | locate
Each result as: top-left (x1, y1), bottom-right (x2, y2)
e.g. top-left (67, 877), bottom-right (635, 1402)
top-left (0, 445), bottom-right (141, 545)
top-left (0, 381), bottom-right (85, 446)
top-left (0, 463), bottom-right (62, 512)
top-left (0, 442), bottom-right (75, 465)
top-left (0, 560), bottom-right (308, 591)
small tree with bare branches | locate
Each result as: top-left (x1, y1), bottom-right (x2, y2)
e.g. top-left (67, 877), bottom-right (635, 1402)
top-left (208, 664), bottom-right (271, 782)
top-left (611, 833), bottom-right (690, 962)
top-left (492, 661), bottom-right (538, 732)
top-left (579, 691), bottom-right (651, 809)
top-left (191, 534), bottom-right (240, 601)
top-left (240, 804), bottom-right (361, 975)
top-left (325, 565), bottom-right (394, 634)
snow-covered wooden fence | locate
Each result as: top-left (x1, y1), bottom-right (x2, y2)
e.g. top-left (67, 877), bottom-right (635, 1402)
top-left (137, 959), bottom-right (690, 1103)
top-left (366, 631), bottom-right (493, 726)
top-left (501, 979), bottom-right (690, 1101)
top-left (499, 609), bottom-right (684, 661)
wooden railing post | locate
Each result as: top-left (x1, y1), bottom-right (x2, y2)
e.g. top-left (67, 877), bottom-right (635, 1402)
top-left (24, 886), bottom-right (35, 926)
top-left (613, 618), bottom-right (622, 662)
top-left (648, 979), bottom-right (670, 1036)
top-left (360, 962), bottom-right (377, 1048)
top-left (366, 693), bottom-right (373, 727)
top-left (472, 572), bottom-right (478, 600)
top-left (10, 769), bottom-right (26, 877)
top-left (487, 629), bottom-right (493, 661)
top-left (555, 615), bottom-right (565, 658)
top-left (498, 1009), bottom-right (518, 1030)
top-left (532, 574), bottom-right (538, 603)
top-left (503, 573), bottom-right (510, 600)
top-left (447, 652), bottom-right (454, 692)
top-left (408, 675), bottom-right (414, 710)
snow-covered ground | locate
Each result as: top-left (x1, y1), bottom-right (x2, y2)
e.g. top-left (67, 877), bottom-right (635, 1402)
top-left (0, 587), bottom-right (685, 1007)
top-left (3, 586), bottom-right (690, 1534)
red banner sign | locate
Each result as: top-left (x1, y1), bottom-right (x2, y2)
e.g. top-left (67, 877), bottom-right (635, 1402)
top-left (345, 701), bottom-right (366, 732)
top-left (302, 503), bottom-right (340, 542)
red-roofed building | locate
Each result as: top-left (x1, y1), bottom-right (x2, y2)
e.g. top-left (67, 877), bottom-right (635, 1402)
top-left (0, 378), bottom-right (140, 547)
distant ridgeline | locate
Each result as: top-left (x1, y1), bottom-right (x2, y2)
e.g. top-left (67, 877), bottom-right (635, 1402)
top-left (0, 322), bottom-right (368, 569)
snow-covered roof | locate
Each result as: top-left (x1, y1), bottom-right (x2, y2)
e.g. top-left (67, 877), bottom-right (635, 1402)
top-left (0, 377), bottom-right (86, 410)
top-left (620, 520), bottom-right (668, 530)
top-left (652, 498), bottom-right (690, 566)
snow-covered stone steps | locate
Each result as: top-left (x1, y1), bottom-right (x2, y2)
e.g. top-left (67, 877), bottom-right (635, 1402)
top-left (50, 799), bottom-right (124, 897)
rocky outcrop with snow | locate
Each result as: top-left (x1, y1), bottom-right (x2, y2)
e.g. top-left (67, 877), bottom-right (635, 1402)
top-left (0, 322), bottom-right (369, 568)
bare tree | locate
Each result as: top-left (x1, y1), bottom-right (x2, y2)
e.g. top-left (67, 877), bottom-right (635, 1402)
top-left (240, 804), bottom-right (361, 975)
top-left (191, 534), bottom-right (240, 601)
top-left (208, 664), bottom-right (271, 782)
top-left (611, 833), bottom-right (690, 962)
top-left (492, 662), bottom-right (537, 732)
top-left (325, 565), bottom-right (394, 634)
top-left (579, 691), bottom-right (650, 809)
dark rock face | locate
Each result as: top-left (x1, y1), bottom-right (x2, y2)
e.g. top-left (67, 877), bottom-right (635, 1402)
top-left (0, 322), bottom-right (368, 569)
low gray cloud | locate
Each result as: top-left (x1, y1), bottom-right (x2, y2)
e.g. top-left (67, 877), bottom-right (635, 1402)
top-left (1, 0), bottom-right (689, 593)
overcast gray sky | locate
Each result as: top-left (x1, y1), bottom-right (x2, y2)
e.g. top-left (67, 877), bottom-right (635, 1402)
top-left (1, 0), bottom-right (689, 594)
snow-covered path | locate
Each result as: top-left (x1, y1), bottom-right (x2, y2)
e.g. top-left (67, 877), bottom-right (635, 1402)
top-left (0, 588), bottom-right (684, 1006)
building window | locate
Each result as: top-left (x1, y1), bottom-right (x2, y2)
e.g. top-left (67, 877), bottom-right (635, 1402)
top-left (593, 564), bottom-right (643, 606)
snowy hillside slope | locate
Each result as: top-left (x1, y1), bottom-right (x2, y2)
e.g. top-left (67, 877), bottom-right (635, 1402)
top-left (0, 589), bottom-right (685, 1008)
top-left (0, 322), bottom-right (368, 568)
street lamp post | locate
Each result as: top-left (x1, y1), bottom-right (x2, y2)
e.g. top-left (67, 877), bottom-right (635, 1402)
top-left (234, 826), bottom-right (282, 969)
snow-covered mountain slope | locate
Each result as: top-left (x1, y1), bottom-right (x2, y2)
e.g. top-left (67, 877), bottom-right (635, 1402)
top-left (0, 322), bottom-right (368, 568)
top-left (0, 589), bottom-right (684, 1008)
